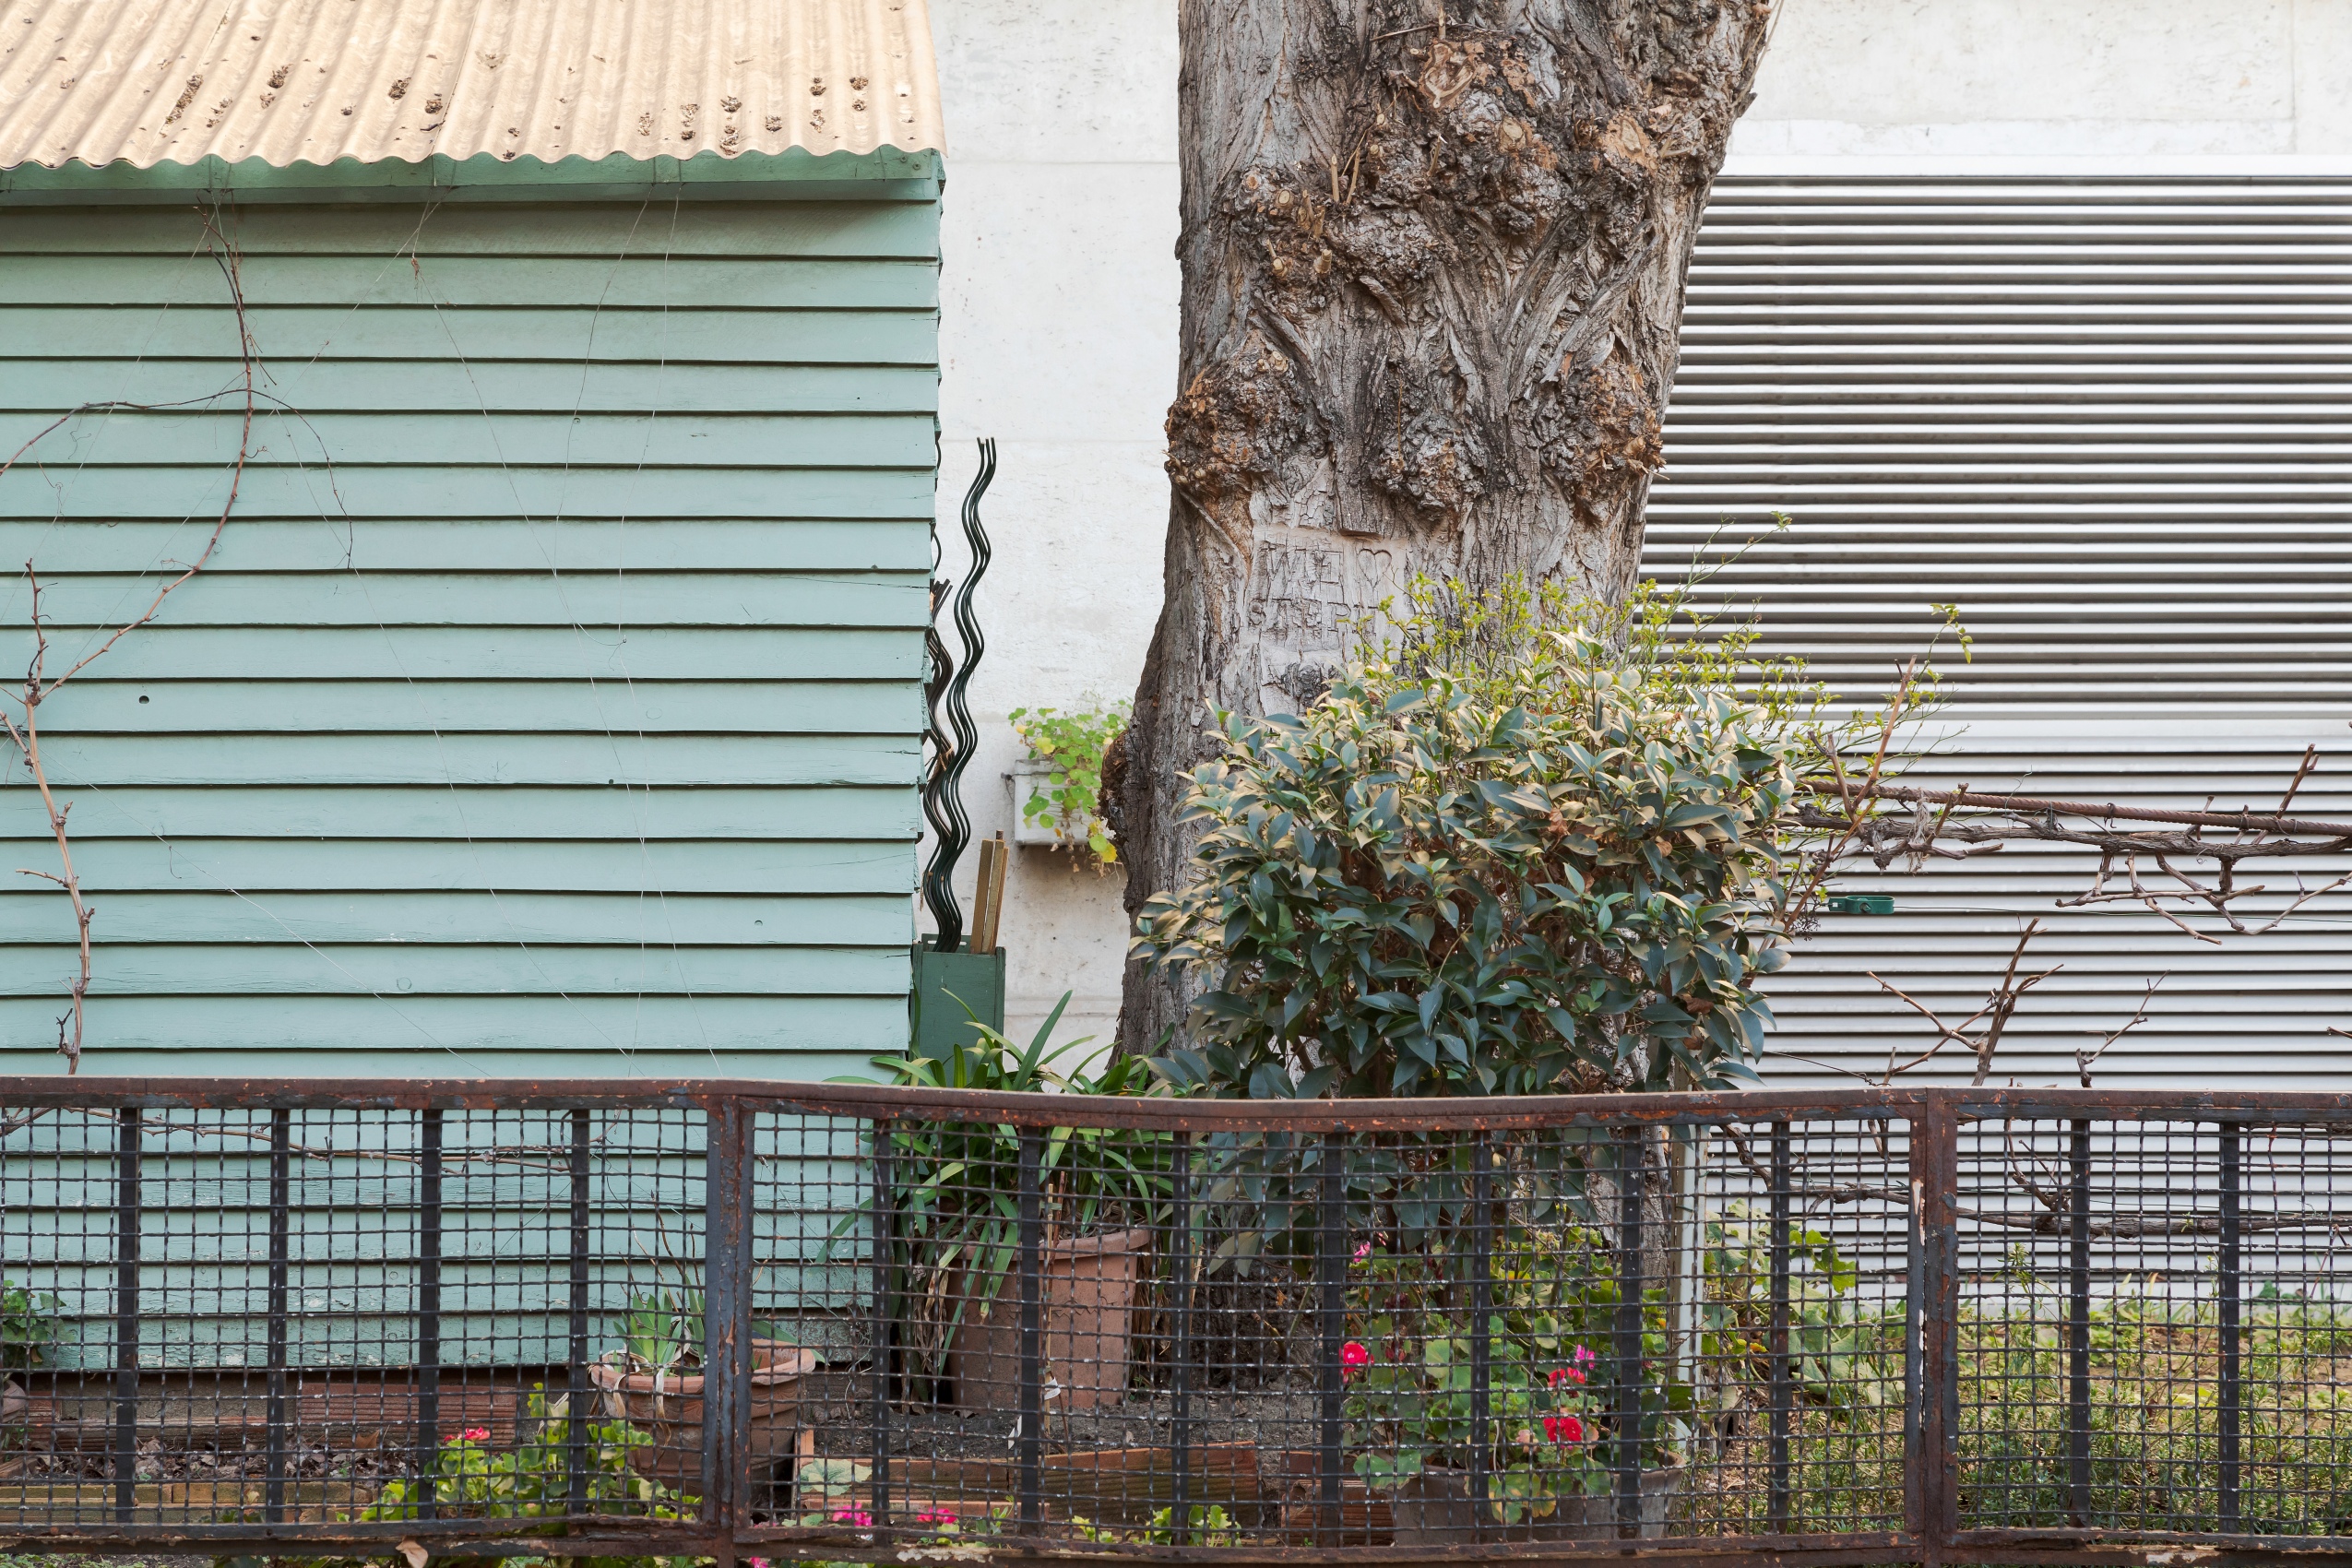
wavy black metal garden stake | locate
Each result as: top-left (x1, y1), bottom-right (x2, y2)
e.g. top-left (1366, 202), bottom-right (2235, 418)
top-left (920, 564), bottom-right (957, 945)
top-left (919, 438), bottom-right (994, 952)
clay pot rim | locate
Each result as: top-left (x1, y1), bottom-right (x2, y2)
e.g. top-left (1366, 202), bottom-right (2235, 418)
top-left (1038, 1226), bottom-right (1151, 1258)
top-left (590, 1345), bottom-right (818, 1396)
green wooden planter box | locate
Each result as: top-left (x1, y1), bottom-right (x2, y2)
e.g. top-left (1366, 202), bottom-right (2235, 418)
top-left (912, 944), bottom-right (1007, 1058)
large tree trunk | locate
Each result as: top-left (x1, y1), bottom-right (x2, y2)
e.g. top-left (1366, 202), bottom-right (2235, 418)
top-left (1111, 0), bottom-right (1775, 1053)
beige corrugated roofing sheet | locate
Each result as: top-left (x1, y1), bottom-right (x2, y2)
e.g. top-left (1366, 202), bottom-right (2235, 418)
top-left (0, 0), bottom-right (943, 171)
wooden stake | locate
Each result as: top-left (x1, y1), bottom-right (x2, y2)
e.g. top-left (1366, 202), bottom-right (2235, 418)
top-left (971, 834), bottom-right (1008, 955)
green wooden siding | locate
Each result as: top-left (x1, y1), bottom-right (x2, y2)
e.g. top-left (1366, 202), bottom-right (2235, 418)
top-left (0, 183), bottom-right (937, 1074)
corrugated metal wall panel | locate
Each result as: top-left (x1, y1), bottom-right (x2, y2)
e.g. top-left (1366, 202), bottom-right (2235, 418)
top-left (1650, 175), bottom-right (2352, 1091)
top-left (0, 194), bottom-right (936, 1075)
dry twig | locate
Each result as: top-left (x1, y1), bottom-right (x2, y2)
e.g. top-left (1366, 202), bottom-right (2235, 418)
top-left (2073, 974), bottom-right (2165, 1087)
top-left (1860, 922), bottom-right (2057, 1087)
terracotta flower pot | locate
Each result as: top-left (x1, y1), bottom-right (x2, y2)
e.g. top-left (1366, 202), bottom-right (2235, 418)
top-left (588, 1339), bottom-right (816, 1490)
top-left (946, 1228), bottom-right (1151, 1413)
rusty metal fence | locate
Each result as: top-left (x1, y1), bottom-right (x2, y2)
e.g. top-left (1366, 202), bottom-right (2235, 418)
top-left (0, 1080), bottom-right (2348, 1564)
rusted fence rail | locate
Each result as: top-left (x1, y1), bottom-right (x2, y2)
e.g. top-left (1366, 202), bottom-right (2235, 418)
top-left (2, 1079), bottom-right (2349, 1565)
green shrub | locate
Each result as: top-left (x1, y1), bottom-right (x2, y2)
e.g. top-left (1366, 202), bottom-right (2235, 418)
top-left (1696, 1200), bottom-right (1894, 1418)
top-left (1134, 567), bottom-right (1958, 1099)
top-left (1135, 575), bottom-right (1837, 1099)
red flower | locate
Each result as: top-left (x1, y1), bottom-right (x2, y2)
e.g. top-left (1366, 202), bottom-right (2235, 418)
top-left (1340, 1340), bottom-right (1372, 1374)
top-left (1543, 1414), bottom-right (1585, 1444)
top-left (1548, 1367), bottom-right (1585, 1388)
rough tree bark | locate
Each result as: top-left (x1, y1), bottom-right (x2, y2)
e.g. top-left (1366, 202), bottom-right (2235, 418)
top-left (1109, 0), bottom-right (1776, 1052)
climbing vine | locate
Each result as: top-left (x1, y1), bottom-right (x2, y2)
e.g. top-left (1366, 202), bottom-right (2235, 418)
top-left (0, 213), bottom-right (256, 1072)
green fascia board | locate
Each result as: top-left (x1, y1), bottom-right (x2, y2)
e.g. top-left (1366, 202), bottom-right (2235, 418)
top-left (0, 146), bottom-right (944, 206)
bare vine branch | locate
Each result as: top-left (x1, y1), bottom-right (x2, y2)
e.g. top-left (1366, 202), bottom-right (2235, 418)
top-left (1776, 658), bottom-right (1926, 926)
top-left (1814, 771), bottom-right (2352, 841)
top-left (1859, 921), bottom-right (2057, 1087)
top-left (1799, 747), bottom-right (2352, 942)
top-left (0, 213), bottom-right (257, 1072)
top-left (1853, 923), bottom-right (2164, 1094)
top-left (2073, 974), bottom-right (2165, 1087)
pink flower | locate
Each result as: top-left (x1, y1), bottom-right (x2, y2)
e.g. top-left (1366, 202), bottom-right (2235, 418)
top-left (463, 1427), bottom-right (489, 1442)
top-left (1572, 1344), bottom-right (1597, 1367)
top-left (916, 1509), bottom-right (958, 1526)
top-left (833, 1507), bottom-right (874, 1528)
top-left (748, 1559), bottom-right (773, 1568)
top-left (1548, 1367), bottom-right (1585, 1388)
top-left (1543, 1414), bottom-right (1585, 1444)
top-left (1353, 1241), bottom-right (1372, 1263)
top-left (1340, 1340), bottom-right (1372, 1374)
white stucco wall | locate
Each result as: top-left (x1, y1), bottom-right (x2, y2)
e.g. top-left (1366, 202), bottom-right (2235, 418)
top-left (1740, 0), bottom-right (2352, 158)
top-left (925, 0), bottom-right (2352, 1055)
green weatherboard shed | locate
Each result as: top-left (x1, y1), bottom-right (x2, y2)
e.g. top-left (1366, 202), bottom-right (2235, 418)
top-left (0, 0), bottom-right (944, 1076)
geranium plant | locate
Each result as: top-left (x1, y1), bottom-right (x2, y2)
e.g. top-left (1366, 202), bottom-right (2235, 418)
top-left (350, 1388), bottom-right (689, 1534)
top-left (1341, 1223), bottom-right (1683, 1522)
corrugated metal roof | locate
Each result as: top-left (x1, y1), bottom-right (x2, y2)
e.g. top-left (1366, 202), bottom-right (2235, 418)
top-left (0, 0), bottom-right (942, 172)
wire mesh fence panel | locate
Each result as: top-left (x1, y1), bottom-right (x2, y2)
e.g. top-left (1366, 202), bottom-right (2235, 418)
top-left (1681, 1116), bottom-right (1912, 1538)
top-left (0, 1097), bottom-right (720, 1546)
top-left (746, 1110), bottom-right (878, 1527)
top-left (1954, 1113), bottom-right (2352, 1541)
top-left (561, 1104), bottom-right (711, 1525)
top-left (799, 1105), bottom-right (1185, 1546)
top-left (2231, 1124), bottom-right (2352, 1537)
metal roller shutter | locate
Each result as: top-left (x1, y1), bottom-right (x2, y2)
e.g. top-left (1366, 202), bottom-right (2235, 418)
top-left (1649, 172), bottom-right (2352, 1091)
